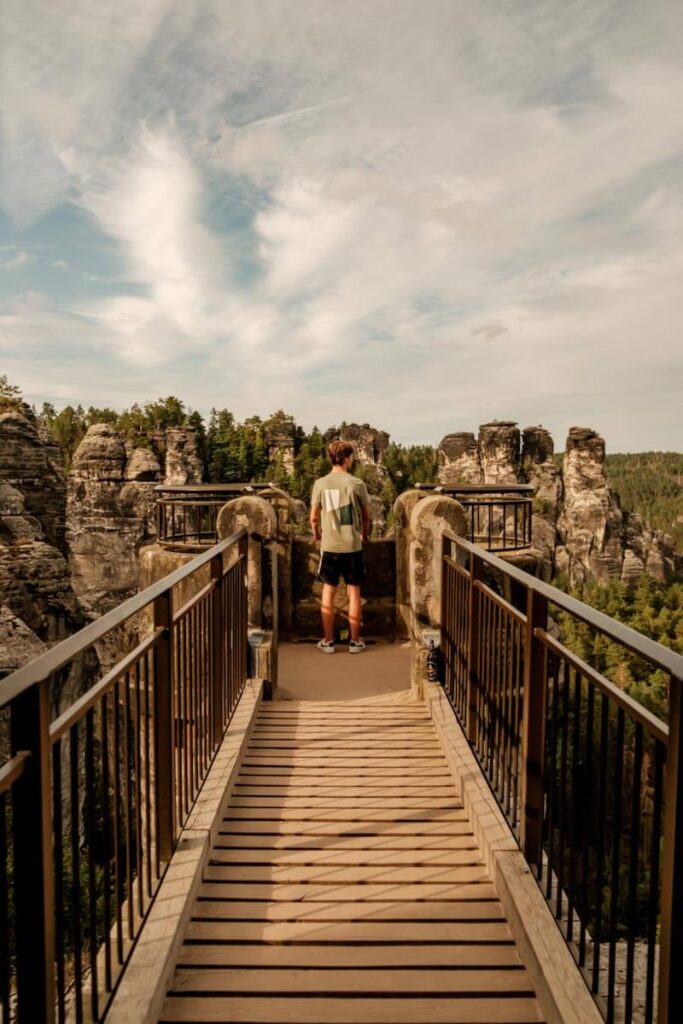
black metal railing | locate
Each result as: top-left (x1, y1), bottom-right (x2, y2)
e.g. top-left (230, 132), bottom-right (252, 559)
top-left (0, 529), bottom-right (248, 1023)
top-left (155, 484), bottom-right (271, 549)
top-left (441, 531), bottom-right (683, 1024)
top-left (416, 484), bottom-right (534, 551)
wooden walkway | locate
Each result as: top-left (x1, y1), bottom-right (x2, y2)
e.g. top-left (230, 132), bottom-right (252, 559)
top-left (159, 696), bottom-right (544, 1023)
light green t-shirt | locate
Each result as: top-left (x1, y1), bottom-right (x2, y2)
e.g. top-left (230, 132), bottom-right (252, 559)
top-left (311, 471), bottom-right (370, 553)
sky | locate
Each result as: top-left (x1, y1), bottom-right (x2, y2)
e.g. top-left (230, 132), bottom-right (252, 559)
top-left (1, 0), bottom-right (681, 452)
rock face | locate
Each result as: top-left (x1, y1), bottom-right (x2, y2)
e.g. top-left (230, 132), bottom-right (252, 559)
top-left (66, 425), bottom-right (160, 616)
top-left (0, 430), bottom-right (97, 706)
top-left (438, 422), bottom-right (676, 586)
top-left (164, 428), bottom-right (204, 485)
top-left (328, 423), bottom-right (390, 468)
top-left (0, 407), bottom-right (67, 550)
top-left (478, 422), bottom-right (522, 485)
top-left (555, 428), bottom-right (625, 585)
top-left (438, 433), bottom-right (482, 485)
top-left (521, 427), bottom-right (562, 577)
top-left (556, 428), bottom-right (676, 586)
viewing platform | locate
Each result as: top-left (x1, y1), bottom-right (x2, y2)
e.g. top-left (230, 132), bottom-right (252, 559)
top-left (0, 485), bottom-right (681, 1024)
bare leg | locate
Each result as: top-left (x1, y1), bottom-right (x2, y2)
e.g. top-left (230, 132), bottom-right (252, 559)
top-left (347, 585), bottom-right (362, 641)
top-left (321, 583), bottom-right (337, 642)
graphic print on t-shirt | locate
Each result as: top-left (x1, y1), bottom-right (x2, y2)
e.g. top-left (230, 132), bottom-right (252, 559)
top-left (323, 488), bottom-right (354, 528)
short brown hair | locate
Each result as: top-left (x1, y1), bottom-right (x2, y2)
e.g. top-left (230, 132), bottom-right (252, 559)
top-left (328, 440), bottom-right (355, 466)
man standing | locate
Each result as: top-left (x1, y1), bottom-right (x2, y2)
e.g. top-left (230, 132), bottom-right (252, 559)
top-left (310, 440), bottom-right (372, 654)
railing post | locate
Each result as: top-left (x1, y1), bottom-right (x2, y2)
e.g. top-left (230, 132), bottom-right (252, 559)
top-left (520, 587), bottom-right (548, 864)
top-left (659, 673), bottom-right (683, 1024)
top-left (239, 532), bottom-right (249, 681)
top-left (210, 552), bottom-right (224, 744)
top-left (153, 589), bottom-right (175, 863)
top-left (10, 679), bottom-right (55, 1024)
top-left (466, 550), bottom-right (483, 745)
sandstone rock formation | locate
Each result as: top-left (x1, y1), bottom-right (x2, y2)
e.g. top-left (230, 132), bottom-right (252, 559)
top-left (555, 428), bottom-right (676, 586)
top-left (478, 422), bottom-right (522, 485)
top-left (0, 407), bottom-right (67, 550)
top-left (164, 427), bottom-right (204, 484)
top-left (324, 423), bottom-right (391, 500)
top-left (67, 425), bottom-right (159, 616)
top-left (437, 421), bottom-right (676, 586)
top-left (438, 433), bottom-right (482, 485)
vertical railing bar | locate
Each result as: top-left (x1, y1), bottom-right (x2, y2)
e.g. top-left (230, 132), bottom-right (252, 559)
top-left (113, 680), bottom-right (123, 966)
top-left (123, 670), bottom-right (134, 941)
top-left (556, 658), bottom-right (569, 921)
top-left (100, 694), bottom-right (112, 992)
top-left (579, 681), bottom-right (595, 967)
top-left (53, 737), bottom-right (66, 1024)
top-left (85, 709), bottom-right (99, 1022)
top-left (625, 722), bottom-right (643, 1024)
top-left (134, 660), bottom-right (144, 920)
top-left (545, 652), bottom-right (559, 899)
top-left (143, 651), bottom-right (152, 898)
top-left (69, 724), bottom-right (83, 1024)
top-left (0, 792), bottom-right (8, 1024)
top-left (607, 707), bottom-right (625, 1024)
top-left (645, 740), bottom-right (663, 1024)
top-left (567, 666), bottom-right (582, 942)
top-left (592, 692), bottom-right (609, 993)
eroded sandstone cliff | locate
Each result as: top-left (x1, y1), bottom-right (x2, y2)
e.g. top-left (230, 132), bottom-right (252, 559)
top-left (438, 422), bottom-right (676, 585)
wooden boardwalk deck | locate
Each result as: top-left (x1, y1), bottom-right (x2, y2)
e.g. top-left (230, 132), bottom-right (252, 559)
top-left (159, 697), bottom-right (545, 1024)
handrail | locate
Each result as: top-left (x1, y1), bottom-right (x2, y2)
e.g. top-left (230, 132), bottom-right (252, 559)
top-left (444, 529), bottom-right (683, 678)
top-left (0, 527), bottom-right (247, 707)
top-left (0, 526), bottom-right (250, 1024)
top-left (440, 528), bottom-right (682, 1024)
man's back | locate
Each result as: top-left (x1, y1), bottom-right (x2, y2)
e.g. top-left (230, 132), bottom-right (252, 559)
top-left (311, 470), bottom-right (369, 553)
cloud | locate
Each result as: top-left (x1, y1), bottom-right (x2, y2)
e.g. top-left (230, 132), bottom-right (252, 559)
top-left (2, 250), bottom-right (36, 271)
top-left (52, 259), bottom-right (68, 269)
top-left (1, 1), bottom-right (682, 450)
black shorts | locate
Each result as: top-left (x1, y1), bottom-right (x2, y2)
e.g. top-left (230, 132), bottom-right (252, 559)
top-left (318, 550), bottom-right (365, 586)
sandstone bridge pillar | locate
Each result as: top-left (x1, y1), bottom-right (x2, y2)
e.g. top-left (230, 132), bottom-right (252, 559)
top-left (409, 495), bottom-right (468, 698)
top-left (217, 495), bottom-right (279, 695)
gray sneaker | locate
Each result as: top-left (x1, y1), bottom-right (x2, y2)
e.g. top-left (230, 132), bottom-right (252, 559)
top-left (349, 639), bottom-right (366, 654)
top-left (317, 639), bottom-right (335, 654)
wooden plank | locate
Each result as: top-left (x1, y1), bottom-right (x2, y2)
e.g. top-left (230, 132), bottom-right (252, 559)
top-left (215, 832), bottom-right (479, 850)
top-left (158, 994), bottom-right (543, 1022)
top-left (240, 757), bottom-right (449, 767)
top-left (229, 797), bottom-right (462, 809)
top-left (219, 819), bottom-right (474, 835)
top-left (184, 919), bottom-right (513, 943)
top-left (208, 847), bottom-right (481, 866)
top-left (198, 880), bottom-right (496, 902)
top-left (192, 898), bottom-right (504, 921)
top-left (224, 807), bottom-right (468, 822)
top-left (176, 943), bottom-right (524, 969)
top-left (235, 773), bottom-right (455, 786)
top-left (234, 784), bottom-right (455, 796)
top-left (168, 966), bottom-right (531, 994)
top-left (202, 863), bottom-right (489, 884)
top-left (246, 742), bottom-right (444, 750)
top-left (236, 766), bottom-right (454, 778)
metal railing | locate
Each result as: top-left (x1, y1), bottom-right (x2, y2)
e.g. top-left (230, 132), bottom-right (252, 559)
top-left (416, 484), bottom-right (534, 551)
top-left (155, 484), bottom-right (270, 549)
top-left (441, 531), bottom-right (683, 1024)
top-left (0, 529), bottom-right (248, 1023)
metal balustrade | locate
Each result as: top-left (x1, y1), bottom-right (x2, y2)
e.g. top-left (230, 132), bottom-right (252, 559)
top-left (155, 484), bottom-right (271, 549)
top-left (0, 529), bottom-right (248, 1023)
top-left (416, 484), bottom-right (534, 551)
top-left (441, 530), bottom-right (683, 1024)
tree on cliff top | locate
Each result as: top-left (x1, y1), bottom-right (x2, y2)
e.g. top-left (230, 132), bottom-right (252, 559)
top-left (0, 374), bottom-right (22, 411)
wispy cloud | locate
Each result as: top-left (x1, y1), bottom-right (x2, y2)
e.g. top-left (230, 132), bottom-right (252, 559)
top-left (1, 1), bottom-right (682, 449)
top-left (2, 250), bottom-right (36, 271)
